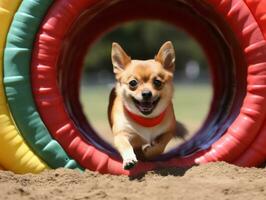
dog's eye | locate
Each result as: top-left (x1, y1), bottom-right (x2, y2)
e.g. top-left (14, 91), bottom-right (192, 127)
top-left (129, 80), bottom-right (138, 90)
top-left (153, 79), bottom-right (163, 89)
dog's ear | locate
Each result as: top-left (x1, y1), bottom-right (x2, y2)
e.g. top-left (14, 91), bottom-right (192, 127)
top-left (155, 41), bottom-right (175, 72)
top-left (111, 42), bottom-right (131, 75)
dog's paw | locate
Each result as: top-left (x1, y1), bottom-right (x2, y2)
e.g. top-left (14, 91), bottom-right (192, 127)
top-left (142, 144), bottom-right (152, 152)
top-left (123, 158), bottom-right (138, 170)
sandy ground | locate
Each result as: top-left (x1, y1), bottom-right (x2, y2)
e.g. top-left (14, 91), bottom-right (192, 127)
top-left (0, 162), bottom-right (266, 200)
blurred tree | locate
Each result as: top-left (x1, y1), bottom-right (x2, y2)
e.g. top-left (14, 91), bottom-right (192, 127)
top-left (83, 20), bottom-right (209, 82)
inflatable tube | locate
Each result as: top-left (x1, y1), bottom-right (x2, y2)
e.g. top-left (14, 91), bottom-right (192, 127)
top-left (32, 0), bottom-right (125, 175)
top-left (3, 0), bottom-right (83, 170)
top-left (58, 0), bottom-right (244, 161)
top-left (233, 0), bottom-right (266, 167)
top-left (0, 0), bottom-right (48, 173)
top-left (0, 0), bottom-right (265, 175)
top-left (31, 0), bottom-right (266, 175)
top-left (195, 0), bottom-right (266, 165)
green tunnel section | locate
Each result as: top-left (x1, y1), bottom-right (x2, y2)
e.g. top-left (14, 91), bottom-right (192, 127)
top-left (3, 0), bottom-right (84, 170)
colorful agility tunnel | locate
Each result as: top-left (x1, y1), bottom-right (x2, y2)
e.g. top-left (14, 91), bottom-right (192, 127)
top-left (1, 0), bottom-right (266, 176)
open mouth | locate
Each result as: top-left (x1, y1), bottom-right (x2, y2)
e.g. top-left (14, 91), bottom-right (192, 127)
top-left (131, 96), bottom-right (160, 115)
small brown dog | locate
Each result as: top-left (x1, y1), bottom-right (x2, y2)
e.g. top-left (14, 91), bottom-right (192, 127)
top-left (108, 41), bottom-right (186, 170)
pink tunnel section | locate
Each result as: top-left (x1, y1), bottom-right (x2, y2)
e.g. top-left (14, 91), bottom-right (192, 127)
top-left (31, 0), bottom-right (266, 175)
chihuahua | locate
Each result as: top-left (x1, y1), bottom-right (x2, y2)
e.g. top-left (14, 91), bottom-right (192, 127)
top-left (108, 41), bottom-right (186, 170)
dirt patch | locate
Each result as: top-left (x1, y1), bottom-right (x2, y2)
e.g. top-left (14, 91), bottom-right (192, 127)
top-left (0, 162), bottom-right (266, 200)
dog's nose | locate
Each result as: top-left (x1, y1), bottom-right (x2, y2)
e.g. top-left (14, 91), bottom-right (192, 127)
top-left (142, 90), bottom-right (152, 100)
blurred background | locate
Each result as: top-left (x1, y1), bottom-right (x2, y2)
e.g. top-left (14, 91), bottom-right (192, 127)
top-left (80, 20), bottom-right (212, 148)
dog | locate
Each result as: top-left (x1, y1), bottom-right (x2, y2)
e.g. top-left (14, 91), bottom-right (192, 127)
top-left (108, 41), bottom-right (186, 170)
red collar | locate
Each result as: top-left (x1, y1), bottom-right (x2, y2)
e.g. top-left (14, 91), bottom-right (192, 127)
top-left (124, 106), bottom-right (167, 127)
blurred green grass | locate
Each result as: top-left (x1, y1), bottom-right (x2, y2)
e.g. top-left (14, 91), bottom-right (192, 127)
top-left (80, 84), bottom-right (212, 144)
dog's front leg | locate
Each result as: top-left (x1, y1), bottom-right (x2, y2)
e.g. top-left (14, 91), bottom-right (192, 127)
top-left (143, 132), bottom-right (173, 159)
top-left (114, 133), bottom-right (138, 170)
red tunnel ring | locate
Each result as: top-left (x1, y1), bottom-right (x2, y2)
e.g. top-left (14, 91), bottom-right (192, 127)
top-left (197, 0), bottom-right (266, 165)
top-left (233, 0), bottom-right (266, 167)
top-left (58, 1), bottom-right (244, 159)
top-left (31, 0), bottom-right (266, 175)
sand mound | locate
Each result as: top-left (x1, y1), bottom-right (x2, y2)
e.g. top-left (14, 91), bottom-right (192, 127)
top-left (0, 162), bottom-right (266, 200)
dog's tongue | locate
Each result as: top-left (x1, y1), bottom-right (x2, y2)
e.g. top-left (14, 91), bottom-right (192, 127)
top-left (140, 101), bottom-right (152, 107)
top-left (139, 101), bottom-right (153, 112)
